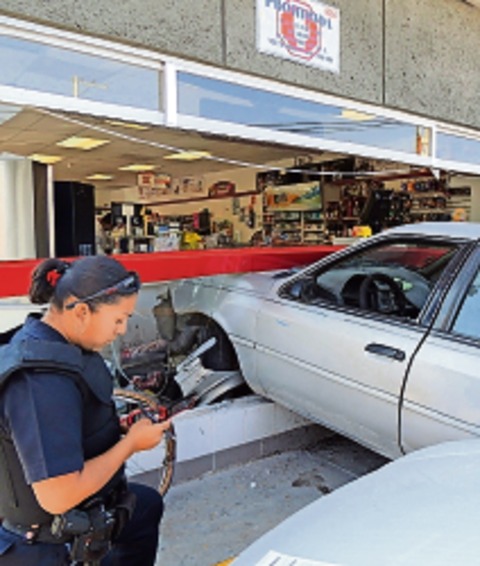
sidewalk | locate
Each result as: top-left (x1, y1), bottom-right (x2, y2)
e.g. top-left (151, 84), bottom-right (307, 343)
top-left (155, 433), bottom-right (388, 566)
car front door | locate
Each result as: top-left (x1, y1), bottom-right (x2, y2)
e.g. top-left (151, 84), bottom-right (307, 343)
top-left (401, 245), bottom-right (480, 452)
top-left (255, 237), bottom-right (461, 459)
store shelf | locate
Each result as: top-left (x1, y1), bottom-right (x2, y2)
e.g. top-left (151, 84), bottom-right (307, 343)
top-left (409, 185), bottom-right (471, 221)
top-left (333, 236), bottom-right (362, 245)
top-left (263, 209), bottom-right (325, 245)
top-left (410, 208), bottom-right (448, 214)
top-left (146, 190), bottom-right (258, 207)
top-left (324, 187), bottom-right (367, 236)
top-left (409, 191), bottom-right (448, 197)
top-left (324, 175), bottom-right (472, 234)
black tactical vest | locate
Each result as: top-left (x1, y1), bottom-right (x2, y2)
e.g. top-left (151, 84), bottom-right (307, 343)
top-left (0, 336), bottom-right (124, 526)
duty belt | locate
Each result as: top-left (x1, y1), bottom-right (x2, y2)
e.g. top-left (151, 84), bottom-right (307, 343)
top-left (1, 481), bottom-right (134, 552)
top-left (2, 519), bottom-right (71, 544)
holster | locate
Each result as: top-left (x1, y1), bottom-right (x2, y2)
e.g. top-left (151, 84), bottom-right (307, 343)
top-left (51, 502), bottom-right (113, 562)
top-left (51, 487), bottom-right (136, 563)
top-left (111, 489), bottom-right (137, 541)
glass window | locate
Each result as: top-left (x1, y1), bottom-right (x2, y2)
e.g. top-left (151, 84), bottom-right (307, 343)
top-left (0, 35), bottom-right (161, 110)
top-left (284, 239), bottom-right (458, 319)
top-left (452, 268), bottom-right (480, 339)
top-left (178, 72), bottom-right (426, 155)
top-left (437, 131), bottom-right (480, 166)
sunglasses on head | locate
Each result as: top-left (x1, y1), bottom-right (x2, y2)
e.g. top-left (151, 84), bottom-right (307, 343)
top-left (65, 272), bottom-right (140, 310)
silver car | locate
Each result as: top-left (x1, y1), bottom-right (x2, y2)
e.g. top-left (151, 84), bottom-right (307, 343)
top-left (167, 222), bottom-right (480, 459)
top-left (231, 438), bottom-right (480, 565)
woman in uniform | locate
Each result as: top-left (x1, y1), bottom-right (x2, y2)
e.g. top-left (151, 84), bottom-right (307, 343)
top-left (0, 255), bottom-right (170, 565)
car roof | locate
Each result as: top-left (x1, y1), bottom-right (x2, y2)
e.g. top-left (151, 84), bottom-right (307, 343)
top-left (383, 221), bottom-right (480, 240)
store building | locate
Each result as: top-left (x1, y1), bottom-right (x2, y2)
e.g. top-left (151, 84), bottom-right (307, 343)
top-left (1, 0), bottom-right (480, 260)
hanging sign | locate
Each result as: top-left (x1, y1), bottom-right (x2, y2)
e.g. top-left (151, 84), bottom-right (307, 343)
top-left (264, 181), bottom-right (321, 211)
top-left (137, 171), bottom-right (155, 188)
top-left (256, 0), bottom-right (340, 73)
top-left (137, 173), bottom-right (173, 200)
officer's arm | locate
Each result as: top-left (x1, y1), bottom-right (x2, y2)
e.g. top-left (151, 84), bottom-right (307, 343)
top-left (31, 418), bottom-right (170, 514)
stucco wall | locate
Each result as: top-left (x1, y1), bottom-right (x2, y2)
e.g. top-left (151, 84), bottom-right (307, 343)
top-left (385, 0), bottom-right (480, 128)
top-left (223, 0), bottom-right (383, 104)
top-left (0, 0), bottom-right (225, 64)
top-left (1, 0), bottom-right (479, 129)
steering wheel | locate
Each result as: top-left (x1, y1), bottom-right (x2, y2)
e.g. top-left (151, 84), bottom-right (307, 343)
top-left (358, 273), bottom-right (406, 315)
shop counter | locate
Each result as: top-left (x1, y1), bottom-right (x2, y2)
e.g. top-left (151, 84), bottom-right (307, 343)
top-left (0, 246), bottom-right (342, 298)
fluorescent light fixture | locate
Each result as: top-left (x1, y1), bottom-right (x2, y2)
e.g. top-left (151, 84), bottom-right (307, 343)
top-left (119, 164), bottom-right (156, 172)
top-left (86, 173), bottom-right (114, 181)
top-left (29, 153), bottom-right (63, 164)
top-left (104, 119), bottom-right (150, 131)
top-left (163, 150), bottom-right (211, 161)
top-left (56, 136), bottom-right (110, 150)
top-left (341, 109), bottom-right (376, 121)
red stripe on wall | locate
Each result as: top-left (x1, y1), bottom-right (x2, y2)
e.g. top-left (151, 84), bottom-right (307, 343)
top-left (0, 246), bottom-right (341, 298)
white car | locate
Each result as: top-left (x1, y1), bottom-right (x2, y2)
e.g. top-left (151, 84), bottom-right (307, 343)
top-left (230, 438), bottom-right (480, 566)
top-left (166, 222), bottom-right (480, 459)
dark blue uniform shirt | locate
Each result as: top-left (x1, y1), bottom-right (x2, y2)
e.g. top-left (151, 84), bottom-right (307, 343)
top-left (0, 316), bottom-right (164, 566)
top-left (0, 316), bottom-right (84, 484)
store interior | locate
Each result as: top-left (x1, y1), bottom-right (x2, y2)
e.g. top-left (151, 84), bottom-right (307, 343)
top-left (1, 103), bottom-right (480, 258)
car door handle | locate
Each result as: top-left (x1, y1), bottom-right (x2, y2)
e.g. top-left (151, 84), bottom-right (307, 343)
top-left (365, 343), bottom-right (406, 361)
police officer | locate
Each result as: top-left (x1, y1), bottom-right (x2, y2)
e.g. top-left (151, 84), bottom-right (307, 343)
top-left (0, 256), bottom-right (170, 565)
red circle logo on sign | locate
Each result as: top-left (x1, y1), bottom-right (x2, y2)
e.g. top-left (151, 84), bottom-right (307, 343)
top-left (278, 0), bottom-right (322, 60)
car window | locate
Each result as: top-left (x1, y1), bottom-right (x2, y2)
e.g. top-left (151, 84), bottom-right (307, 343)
top-left (284, 238), bottom-right (458, 320)
top-left (451, 268), bottom-right (480, 339)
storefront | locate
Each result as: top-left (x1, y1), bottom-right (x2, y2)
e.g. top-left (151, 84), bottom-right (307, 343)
top-left (1, 7), bottom-right (480, 505)
top-left (1, 14), bottom-right (480, 264)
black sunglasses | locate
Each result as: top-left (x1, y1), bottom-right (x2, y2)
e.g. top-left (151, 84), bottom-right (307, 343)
top-left (65, 272), bottom-right (140, 310)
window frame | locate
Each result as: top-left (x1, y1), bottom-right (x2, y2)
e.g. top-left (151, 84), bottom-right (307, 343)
top-left (2, 14), bottom-right (480, 176)
top-left (279, 234), bottom-right (469, 326)
top-left (431, 244), bottom-right (480, 340)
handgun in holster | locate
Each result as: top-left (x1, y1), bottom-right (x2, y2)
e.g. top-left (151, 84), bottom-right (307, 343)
top-left (51, 501), bottom-right (117, 562)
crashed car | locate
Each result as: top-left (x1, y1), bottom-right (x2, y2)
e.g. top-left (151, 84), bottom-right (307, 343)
top-left (164, 222), bottom-right (480, 459)
top-left (231, 438), bottom-right (480, 565)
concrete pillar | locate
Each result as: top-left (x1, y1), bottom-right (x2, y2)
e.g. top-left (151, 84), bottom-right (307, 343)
top-left (0, 155), bottom-right (36, 259)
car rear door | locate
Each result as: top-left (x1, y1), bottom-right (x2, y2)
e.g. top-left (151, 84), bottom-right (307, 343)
top-left (401, 245), bottom-right (480, 452)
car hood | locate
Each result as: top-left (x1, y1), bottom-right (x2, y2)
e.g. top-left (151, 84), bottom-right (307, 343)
top-left (174, 268), bottom-right (296, 297)
top-left (232, 439), bottom-right (480, 565)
